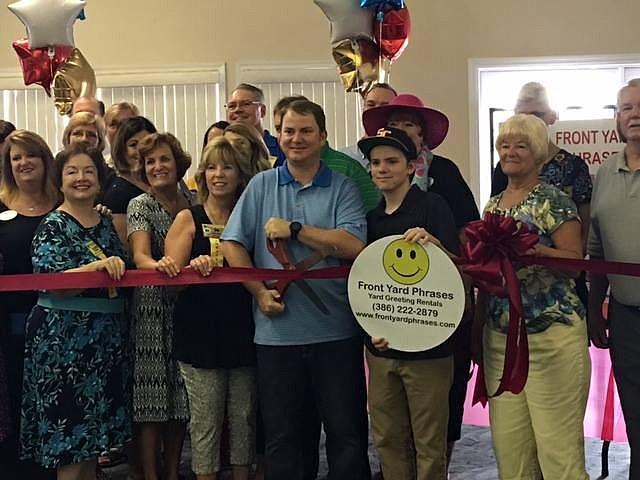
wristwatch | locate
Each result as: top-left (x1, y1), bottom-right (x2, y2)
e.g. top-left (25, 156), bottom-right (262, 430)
top-left (289, 221), bottom-right (302, 240)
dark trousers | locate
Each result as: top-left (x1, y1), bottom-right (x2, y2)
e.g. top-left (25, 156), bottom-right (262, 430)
top-left (257, 336), bottom-right (370, 480)
top-left (609, 298), bottom-right (640, 480)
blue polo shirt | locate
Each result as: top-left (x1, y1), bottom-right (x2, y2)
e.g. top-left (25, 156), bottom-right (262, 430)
top-left (221, 162), bottom-right (367, 346)
top-left (263, 130), bottom-right (286, 166)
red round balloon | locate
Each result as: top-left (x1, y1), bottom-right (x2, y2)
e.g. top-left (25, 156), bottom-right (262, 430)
top-left (12, 39), bottom-right (73, 96)
top-left (374, 6), bottom-right (411, 63)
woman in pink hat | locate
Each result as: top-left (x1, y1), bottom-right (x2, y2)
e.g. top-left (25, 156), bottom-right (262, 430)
top-left (362, 94), bottom-right (479, 232)
top-left (362, 94), bottom-right (479, 471)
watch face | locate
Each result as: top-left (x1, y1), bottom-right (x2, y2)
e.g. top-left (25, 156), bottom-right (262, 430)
top-left (290, 221), bottom-right (302, 238)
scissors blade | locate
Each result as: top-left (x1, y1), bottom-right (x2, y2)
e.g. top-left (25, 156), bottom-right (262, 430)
top-left (293, 279), bottom-right (330, 315)
top-left (294, 250), bottom-right (325, 271)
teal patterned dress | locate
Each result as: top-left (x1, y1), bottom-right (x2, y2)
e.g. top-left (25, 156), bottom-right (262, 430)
top-left (19, 211), bottom-right (131, 468)
top-left (484, 183), bottom-right (586, 334)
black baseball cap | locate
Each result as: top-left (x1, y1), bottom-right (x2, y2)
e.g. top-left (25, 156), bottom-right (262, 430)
top-left (358, 127), bottom-right (418, 161)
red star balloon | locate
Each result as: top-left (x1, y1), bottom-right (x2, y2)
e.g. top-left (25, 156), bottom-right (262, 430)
top-left (12, 39), bottom-right (73, 95)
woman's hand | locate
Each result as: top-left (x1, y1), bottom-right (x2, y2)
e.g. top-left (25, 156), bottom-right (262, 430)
top-left (371, 336), bottom-right (389, 351)
top-left (403, 227), bottom-right (442, 248)
top-left (156, 255), bottom-right (181, 277)
top-left (94, 256), bottom-right (126, 281)
top-left (525, 243), bottom-right (547, 256)
top-left (94, 204), bottom-right (113, 218)
top-left (190, 255), bottom-right (214, 277)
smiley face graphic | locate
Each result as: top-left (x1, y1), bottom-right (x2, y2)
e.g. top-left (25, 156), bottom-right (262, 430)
top-left (382, 239), bottom-right (430, 285)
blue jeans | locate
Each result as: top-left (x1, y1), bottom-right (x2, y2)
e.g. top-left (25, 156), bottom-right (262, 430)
top-left (256, 336), bottom-right (370, 480)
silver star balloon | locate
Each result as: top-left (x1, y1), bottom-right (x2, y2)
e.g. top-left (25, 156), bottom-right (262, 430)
top-left (314, 0), bottom-right (374, 44)
top-left (8, 0), bottom-right (86, 49)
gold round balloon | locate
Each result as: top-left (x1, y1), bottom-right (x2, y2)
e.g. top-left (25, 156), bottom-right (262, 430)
top-left (332, 38), bottom-right (380, 94)
top-left (52, 48), bottom-right (96, 116)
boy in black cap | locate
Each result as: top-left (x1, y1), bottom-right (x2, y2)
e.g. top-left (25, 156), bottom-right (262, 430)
top-left (358, 127), bottom-right (460, 480)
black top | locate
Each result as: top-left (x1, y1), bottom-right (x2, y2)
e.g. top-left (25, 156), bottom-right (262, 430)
top-left (365, 185), bottom-right (460, 360)
top-left (428, 155), bottom-right (480, 228)
top-left (0, 202), bottom-right (48, 315)
top-left (173, 205), bottom-right (255, 369)
top-left (102, 177), bottom-right (145, 214)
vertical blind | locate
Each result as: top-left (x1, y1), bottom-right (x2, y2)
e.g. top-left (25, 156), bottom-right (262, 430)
top-left (0, 66), bottom-right (225, 178)
top-left (256, 81), bottom-right (363, 149)
top-left (239, 63), bottom-right (364, 150)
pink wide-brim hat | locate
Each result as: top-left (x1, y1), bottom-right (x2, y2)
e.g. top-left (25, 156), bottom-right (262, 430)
top-left (362, 94), bottom-right (449, 150)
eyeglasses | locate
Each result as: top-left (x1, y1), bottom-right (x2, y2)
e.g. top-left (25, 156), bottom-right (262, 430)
top-left (224, 100), bottom-right (262, 111)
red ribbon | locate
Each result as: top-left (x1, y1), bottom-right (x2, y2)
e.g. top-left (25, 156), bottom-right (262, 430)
top-left (457, 212), bottom-right (539, 404)
top-left (0, 265), bottom-right (351, 293)
top-left (601, 367), bottom-right (616, 442)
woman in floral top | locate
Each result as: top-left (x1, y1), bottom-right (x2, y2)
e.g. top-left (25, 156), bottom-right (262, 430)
top-left (476, 114), bottom-right (590, 480)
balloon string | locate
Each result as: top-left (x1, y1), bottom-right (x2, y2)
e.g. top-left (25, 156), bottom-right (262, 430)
top-left (352, 39), bottom-right (362, 93)
top-left (377, 10), bottom-right (384, 83)
top-left (47, 46), bottom-right (55, 83)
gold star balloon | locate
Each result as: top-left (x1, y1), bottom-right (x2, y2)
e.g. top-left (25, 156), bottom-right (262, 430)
top-left (52, 48), bottom-right (96, 115)
top-left (332, 38), bottom-right (380, 94)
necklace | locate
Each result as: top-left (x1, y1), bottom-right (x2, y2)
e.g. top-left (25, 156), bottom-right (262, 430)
top-left (14, 196), bottom-right (47, 214)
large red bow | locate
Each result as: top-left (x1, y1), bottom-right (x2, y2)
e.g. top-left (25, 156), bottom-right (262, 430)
top-left (458, 212), bottom-right (539, 404)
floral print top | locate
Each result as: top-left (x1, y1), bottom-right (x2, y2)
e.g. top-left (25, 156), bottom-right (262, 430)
top-left (484, 183), bottom-right (585, 334)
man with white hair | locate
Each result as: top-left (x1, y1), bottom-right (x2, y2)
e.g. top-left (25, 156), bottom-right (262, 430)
top-left (588, 78), bottom-right (640, 479)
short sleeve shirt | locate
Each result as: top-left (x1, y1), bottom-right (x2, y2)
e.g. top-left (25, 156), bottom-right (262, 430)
top-left (587, 151), bottom-right (640, 305)
top-left (221, 162), bottom-right (367, 346)
top-left (484, 183), bottom-right (585, 334)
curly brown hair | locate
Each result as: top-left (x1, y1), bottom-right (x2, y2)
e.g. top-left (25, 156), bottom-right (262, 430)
top-left (137, 132), bottom-right (191, 184)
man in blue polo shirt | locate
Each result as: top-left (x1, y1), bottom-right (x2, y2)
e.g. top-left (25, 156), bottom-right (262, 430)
top-left (221, 99), bottom-right (369, 480)
top-left (225, 83), bottom-right (286, 166)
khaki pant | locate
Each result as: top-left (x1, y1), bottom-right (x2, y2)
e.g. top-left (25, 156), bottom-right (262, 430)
top-left (483, 320), bottom-right (590, 480)
top-left (178, 362), bottom-right (256, 475)
top-left (366, 351), bottom-right (453, 480)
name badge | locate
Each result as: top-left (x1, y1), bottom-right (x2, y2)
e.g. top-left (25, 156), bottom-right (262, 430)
top-left (202, 224), bottom-right (225, 267)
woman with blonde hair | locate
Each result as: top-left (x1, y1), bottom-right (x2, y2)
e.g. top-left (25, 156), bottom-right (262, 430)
top-left (161, 137), bottom-right (257, 480)
top-left (104, 101), bottom-right (140, 150)
top-left (224, 122), bottom-right (272, 174)
top-left (62, 112), bottom-right (115, 196)
top-left (0, 130), bottom-right (59, 479)
top-left (476, 114), bottom-right (590, 479)
top-left (491, 82), bottom-right (592, 306)
top-left (62, 112), bottom-right (106, 151)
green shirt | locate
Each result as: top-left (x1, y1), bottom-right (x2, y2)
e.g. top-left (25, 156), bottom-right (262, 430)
top-left (321, 143), bottom-right (380, 212)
